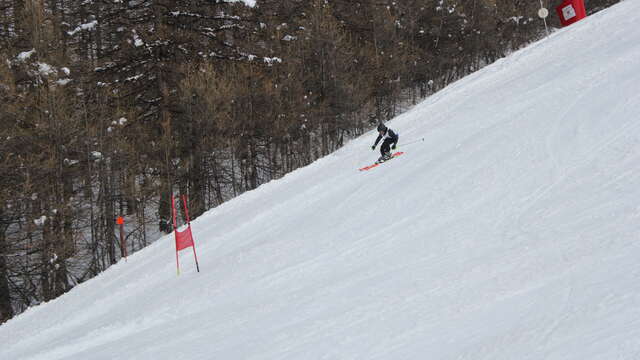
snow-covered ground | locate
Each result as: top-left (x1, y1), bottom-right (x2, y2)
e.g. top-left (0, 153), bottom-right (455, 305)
top-left (3, 1), bottom-right (640, 359)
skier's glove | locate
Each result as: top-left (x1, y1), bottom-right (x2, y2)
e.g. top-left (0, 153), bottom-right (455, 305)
top-left (371, 145), bottom-right (375, 150)
top-left (391, 145), bottom-right (396, 150)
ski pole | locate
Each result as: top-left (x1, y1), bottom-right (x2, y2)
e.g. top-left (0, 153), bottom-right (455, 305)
top-left (399, 137), bottom-right (425, 147)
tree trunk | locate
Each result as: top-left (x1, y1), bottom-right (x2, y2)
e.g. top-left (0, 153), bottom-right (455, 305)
top-left (0, 208), bottom-right (14, 324)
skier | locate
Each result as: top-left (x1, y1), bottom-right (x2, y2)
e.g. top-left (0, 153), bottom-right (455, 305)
top-left (371, 123), bottom-right (399, 162)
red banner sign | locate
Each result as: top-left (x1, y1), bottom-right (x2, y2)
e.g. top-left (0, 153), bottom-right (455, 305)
top-left (556, 0), bottom-right (587, 27)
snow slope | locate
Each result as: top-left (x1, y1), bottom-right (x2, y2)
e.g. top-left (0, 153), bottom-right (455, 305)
top-left (3, 1), bottom-right (640, 359)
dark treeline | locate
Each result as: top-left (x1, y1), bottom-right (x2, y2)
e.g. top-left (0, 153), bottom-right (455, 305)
top-left (0, 0), bottom-right (620, 323)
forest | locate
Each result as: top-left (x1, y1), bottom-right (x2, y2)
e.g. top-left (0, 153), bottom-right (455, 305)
top-left (0, 0), bottom-right (620, 323)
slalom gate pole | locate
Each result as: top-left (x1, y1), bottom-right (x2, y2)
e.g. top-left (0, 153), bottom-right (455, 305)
top-left (119, 220), bottom-right (127, 262)
top-left (172, 195), bottom-right (180, 276)
top-left (182, 195), bottom-right (200, 273)
top-left (181, 194), bottom-right (191, 224)
top-left (192, 245), bottom-right (201, 273)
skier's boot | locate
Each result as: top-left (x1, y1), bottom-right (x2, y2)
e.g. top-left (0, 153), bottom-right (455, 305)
top-left (376, 153), bottom-right (390, 163)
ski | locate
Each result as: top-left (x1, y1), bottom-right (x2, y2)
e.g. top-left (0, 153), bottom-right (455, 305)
top-left (358, 151), bottom-right (404, 171)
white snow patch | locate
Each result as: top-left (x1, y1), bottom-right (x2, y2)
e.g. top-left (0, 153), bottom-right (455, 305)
top-left (91, 151), bottom-right (103, 160)
top-left (229, 0), bottom-right (255, 7)
top-left (17, 49), bottom-right (35, 61)
top-left (264, 57), bottom-right (282, 65)
top-left (132, 30), bottom-right (144, 47)
top-left (37, 63), bottom-right (56, 76)
top-left (34, 216), bottom-right (47, 226)
top-left (67, 20), bottom-right (98, 36)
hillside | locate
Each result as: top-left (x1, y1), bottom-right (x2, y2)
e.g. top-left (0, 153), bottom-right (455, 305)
top-left (2, 1), bottom-right (640, 359)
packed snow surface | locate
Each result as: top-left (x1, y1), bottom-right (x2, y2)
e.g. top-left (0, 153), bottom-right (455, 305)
top-left (2, 1), bottom-right (640, 359)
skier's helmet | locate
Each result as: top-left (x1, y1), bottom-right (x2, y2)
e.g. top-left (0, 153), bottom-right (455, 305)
top-left (377, 123), bottom-right (387, 132)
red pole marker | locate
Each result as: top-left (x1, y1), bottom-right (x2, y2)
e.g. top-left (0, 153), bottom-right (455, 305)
top-left (182, 195), bottom-right (200, 273)
top-left (116, 216), bottom-right (127, 261)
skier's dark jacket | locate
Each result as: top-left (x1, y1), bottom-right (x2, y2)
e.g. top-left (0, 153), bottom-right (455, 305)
top-left (373, 129), bottom-right (399, 148)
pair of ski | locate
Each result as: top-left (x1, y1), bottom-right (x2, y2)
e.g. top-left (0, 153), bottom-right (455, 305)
top-left (358, 151), bottom-right (404, 171)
